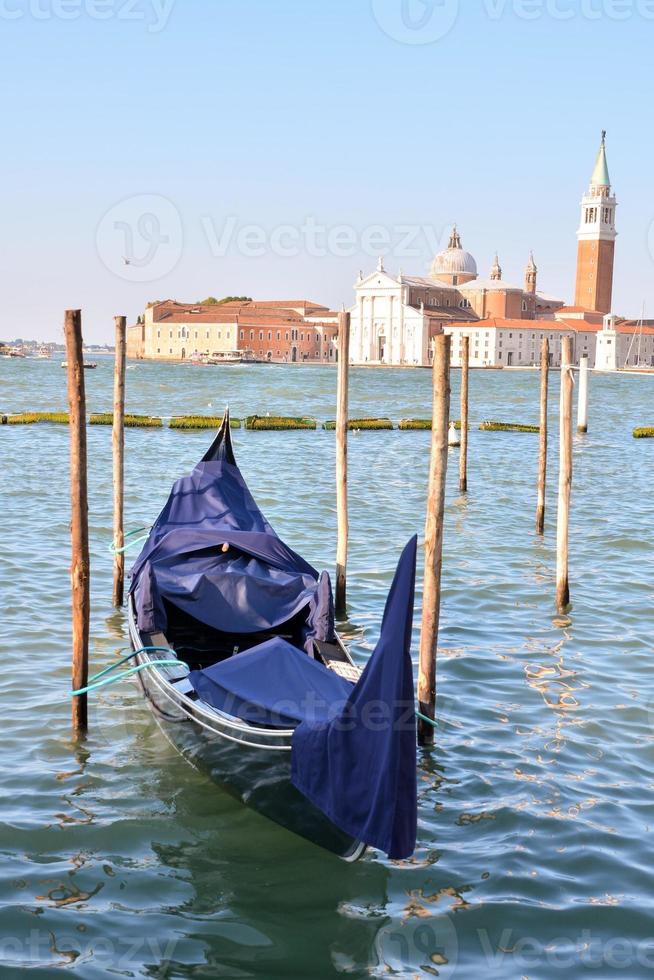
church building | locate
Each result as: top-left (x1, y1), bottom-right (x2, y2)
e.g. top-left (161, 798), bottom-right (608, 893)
top-left (348, 133), bottom-right (638, 370)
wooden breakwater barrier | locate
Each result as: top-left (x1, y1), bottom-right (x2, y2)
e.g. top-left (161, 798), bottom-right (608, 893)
top-left (323, 417), bottom-right (392, 431)
top-left (1, 413), bottom-right (547, 432)
top-left (2, 412), bottom-right (70, 424)
top-left (479, 421), bottom-right (540, 433)
top-left (245, 415), bottom-right (316, 430)
top-left (91, 413), bottom-right (163, 427)
top-left (171, 415), bottom-right (242, 429)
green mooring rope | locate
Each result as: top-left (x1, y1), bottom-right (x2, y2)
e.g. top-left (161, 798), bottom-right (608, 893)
top-left (71, 646), bottom-right (188, 697)
top-left (109, 526), bottom-right (151, 555)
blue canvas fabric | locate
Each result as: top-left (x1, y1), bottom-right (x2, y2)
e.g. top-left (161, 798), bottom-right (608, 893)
top-left (291, 536), bottom-right (418, 860)
top-left (188, 637), bottom-right (353, 728)
top-left (129, 417), bottom-right (334, 648)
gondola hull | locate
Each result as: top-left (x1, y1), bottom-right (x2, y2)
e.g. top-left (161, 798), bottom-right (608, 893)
top-left (127, 597), bottom-right (366, 860)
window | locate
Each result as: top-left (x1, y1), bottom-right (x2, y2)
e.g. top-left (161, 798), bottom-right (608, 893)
top-left (206, 331), bottom-right (210, 339)
top-left (259, 331), bottom-right (264, 341)
top-left (250, 330), bottom-right (254, 341)
top-left (156, 348), bottom-right (160, 354)
top-left (169, 330), bottom-right (173, 338)
top-left (277, 331), bottom-right (281, 341)
top-left (240, 330), bottom-right (244, 340)
top-left (169, 348), bottom-right (172, 354)
top-left (157, 330), bottom-right (160, 338)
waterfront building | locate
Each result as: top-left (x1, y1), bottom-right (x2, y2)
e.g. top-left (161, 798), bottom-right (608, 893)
top-left (348, 132), bottom-right (646, 370)
top-left (127, 299), bottom-right (339, 363)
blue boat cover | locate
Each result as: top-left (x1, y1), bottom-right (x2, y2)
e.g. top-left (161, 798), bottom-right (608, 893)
top-left (129, 416), bottom-right (335, 650)
top-left (131, 416), bottom-right (418, 860)
top-left (188, 637), bottom-right (353, 728)
top-left (291, 536), bottom-right (418, 860)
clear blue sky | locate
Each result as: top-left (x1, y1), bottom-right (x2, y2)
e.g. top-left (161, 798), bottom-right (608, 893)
top-left (1, 0), bottom-right (652, 342)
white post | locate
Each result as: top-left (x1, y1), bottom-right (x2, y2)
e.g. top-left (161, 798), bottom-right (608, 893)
top-left (577, 354), bottom-right (589, 434)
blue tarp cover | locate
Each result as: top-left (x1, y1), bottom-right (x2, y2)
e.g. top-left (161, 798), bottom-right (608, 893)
top-left (188, 637), bottom-right (353, 727)
top-left (130, 425), bottom-right (334, 648)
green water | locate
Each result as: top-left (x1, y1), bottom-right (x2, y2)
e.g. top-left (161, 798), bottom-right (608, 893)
top-left (1, 356), bottom-right (654, 978)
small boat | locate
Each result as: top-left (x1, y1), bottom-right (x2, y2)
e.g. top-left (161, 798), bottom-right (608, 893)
top-left (126, 411), bottom-right (418, 860)
top-left (61, 361), bottom-right (97, 369)
top-left (36, 347), bottom-right (51, 359)
top-left (206, 351), bottom-right (244, 365)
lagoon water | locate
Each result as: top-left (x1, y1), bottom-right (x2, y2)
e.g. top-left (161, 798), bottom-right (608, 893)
top-left (1, 356), bottom-right (654, 978)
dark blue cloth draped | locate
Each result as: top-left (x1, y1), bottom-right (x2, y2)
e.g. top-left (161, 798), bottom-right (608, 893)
top-left (188, 637), bottom-right (353, 728)
top-left (291, 536), bottom-right (418, 860)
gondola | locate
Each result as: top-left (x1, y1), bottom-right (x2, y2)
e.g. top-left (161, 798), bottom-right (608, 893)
top-left (127, 410), bottom-right (418, 861)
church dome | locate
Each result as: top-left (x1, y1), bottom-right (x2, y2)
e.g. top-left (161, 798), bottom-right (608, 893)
top-left (431, 226), bottom-right (477, 284)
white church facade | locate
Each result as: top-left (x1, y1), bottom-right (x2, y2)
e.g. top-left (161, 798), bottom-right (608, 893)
top-left (348, 134), bottom-right (654, 371)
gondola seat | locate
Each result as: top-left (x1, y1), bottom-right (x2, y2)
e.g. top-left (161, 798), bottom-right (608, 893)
top-left (188, 637), bottom-right (354, 728)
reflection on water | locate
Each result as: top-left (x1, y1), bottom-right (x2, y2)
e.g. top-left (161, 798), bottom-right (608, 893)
top-left (1, 358), bottom-right (654, 976)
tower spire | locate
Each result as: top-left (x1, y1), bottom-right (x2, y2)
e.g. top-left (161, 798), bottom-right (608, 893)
top-left (490, 252), bottom-right (502, 281)
top-left (590, 129), bottom-right (611, 191)
top-left (525, 251), bottom-right (537, 294)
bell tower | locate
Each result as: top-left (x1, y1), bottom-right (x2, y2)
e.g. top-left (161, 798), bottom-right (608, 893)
top-left (525, 252), bottom-right (537, 294)
top-left (574, 131), bottom-right (617, 314)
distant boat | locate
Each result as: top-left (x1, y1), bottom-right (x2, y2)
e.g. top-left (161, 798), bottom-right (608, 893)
top-left (36, 347), bottom-right (51, 359)
top-left (61, 361), bottom-right (97, 369)
top-left (205, 349), bottom-right (267, 365)
top-left (206, 351), bottom-right (245, 365)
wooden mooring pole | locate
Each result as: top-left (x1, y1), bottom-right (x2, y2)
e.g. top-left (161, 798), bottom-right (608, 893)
top-left (536, 338), bottom-right (549, 535)
top-left (556, 336), bottom-right (574, 612)
top-left (335, 310), bottom-right (350, 615)
top-left (577, 354), bottom-right (589, 434)
top-left (459, 335), bottom-right (469, 493)
top-left (65, 310), bottom-right (90, 734)
top-left (112, 316), bottom-right (127, 607)
top-left (418, 333), bottom-right (451, 746)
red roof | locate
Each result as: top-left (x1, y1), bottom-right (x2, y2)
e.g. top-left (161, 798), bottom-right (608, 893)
top-left (150, 299), bottom-right (333, 327)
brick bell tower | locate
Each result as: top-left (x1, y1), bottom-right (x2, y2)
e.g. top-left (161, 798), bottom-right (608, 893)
top-left (574, 131), bottom-right (617, 313)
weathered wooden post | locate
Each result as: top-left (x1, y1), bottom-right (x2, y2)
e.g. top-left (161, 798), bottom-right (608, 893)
top-left (335, 310), bottom-right (350, 615)
top-left (112, 316), bottom-right (127, 606)
top-left (65, 309), bottom-right (90, 734)
top-left (577, 354), bottom-right (589, 434)
top-left (536, 338), bottom-right (549, 535)
top-left (556, 336), bottom-right (574, 612)
top-left (459, 335), bottom-right (469, 492)
top-left (418, 333), bottom-right (451, 745)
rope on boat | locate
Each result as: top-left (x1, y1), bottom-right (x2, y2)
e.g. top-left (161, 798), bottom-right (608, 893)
top-left (71, 646), bottom-right (188, 697)
top-left (109, 526), bottom-right (151, 555)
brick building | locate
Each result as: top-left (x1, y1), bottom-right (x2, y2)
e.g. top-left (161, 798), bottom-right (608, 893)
top-left (127, 299), bottom-right (339, 363)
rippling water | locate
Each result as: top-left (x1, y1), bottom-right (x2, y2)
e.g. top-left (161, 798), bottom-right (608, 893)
top-left (1, 355), bottom-right (654, 978)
